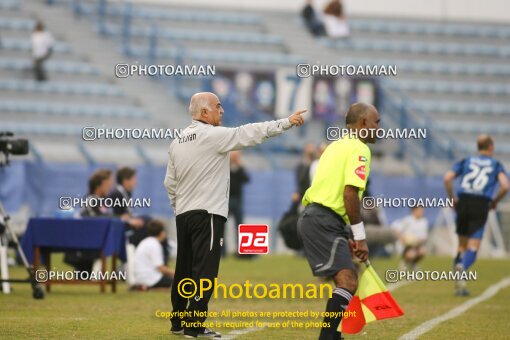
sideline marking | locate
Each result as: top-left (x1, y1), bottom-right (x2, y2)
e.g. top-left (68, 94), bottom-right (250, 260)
top-left (399, 276), bottom-right (510, 340)
top-left (223, 323), bottom-right (267, 339)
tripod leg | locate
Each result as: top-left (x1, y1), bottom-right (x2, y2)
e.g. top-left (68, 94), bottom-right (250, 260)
top-left (0, 202), bottom-right (44, 299)
top-left (0, 236), bottom-right (11, 294)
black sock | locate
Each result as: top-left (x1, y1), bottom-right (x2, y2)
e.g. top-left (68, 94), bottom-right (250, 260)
top-left (454, 252), bottom-right (462, 268)
top-left (319, 287), bottom-right (353, 340)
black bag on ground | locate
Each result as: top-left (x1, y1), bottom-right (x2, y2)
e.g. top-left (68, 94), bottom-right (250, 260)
top-left (278, 203), bottom-right (303, 251)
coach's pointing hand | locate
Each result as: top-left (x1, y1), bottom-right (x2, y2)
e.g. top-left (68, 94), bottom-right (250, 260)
top-left (288, 109), bottom-right (306, 126)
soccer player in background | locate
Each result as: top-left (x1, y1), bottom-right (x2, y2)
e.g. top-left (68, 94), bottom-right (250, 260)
top-left (444, 134), bottom-right (509, 296)
top-left (298, 103), bottom-right (380, 340)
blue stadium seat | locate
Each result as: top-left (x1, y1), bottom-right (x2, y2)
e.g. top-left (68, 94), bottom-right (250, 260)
top-left (2, 122), bottom-right (81, 136)
top-left (459, 142), bottom-right (510, 155)
top-left (0, 0), bottom-right (19, 10)
top-left (128, 45), bottom-right (305, 66)
top-left (1, 38), bottom-right (72, 53)
top-left (0, 17), bottom-right (34, 30)
top-left (349, 18), bottom-right (510, 39)
top-left (0, 79), bottom-right (123, 96)
top-left (101, 23), bottom-right (283, 45)
top-left (324, 39), bottom-right (510, 58)
top-left (416, 100), bottom-right (508, 116)
top-left (396, 80), bottom-right (510, 96)
top-left (78, 3), bottom-right (260, 25)
top-left (0, 58), bottom-right (99, 74)
top-left (342, 58), bottom-right (510, 77)
top-left (0, 100), bottom-right (149, 118)
top-left (438, 121), bottom-right (509, 134)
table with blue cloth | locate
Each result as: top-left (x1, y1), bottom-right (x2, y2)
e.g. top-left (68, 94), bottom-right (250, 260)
top-left (21, 217), bottom-right (127, 293)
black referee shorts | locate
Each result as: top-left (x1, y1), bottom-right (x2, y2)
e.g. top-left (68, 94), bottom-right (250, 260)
top-left (456, 194), bottom-right (491, 238)
top-left (171, 210), bottom-right (226, 335)
top-left (297, 203), bottom-right (355, 277)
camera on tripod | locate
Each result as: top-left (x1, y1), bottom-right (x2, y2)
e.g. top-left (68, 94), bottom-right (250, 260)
top-left (0, 131), bottom-right (29, 166)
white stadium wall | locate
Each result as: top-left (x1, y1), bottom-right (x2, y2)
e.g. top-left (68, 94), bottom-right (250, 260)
top-left (126, 0), bottom-right (510, 24)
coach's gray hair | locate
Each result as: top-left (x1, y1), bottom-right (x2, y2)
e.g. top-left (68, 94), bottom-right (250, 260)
top-left (189, 92), bottom-right (212, 119)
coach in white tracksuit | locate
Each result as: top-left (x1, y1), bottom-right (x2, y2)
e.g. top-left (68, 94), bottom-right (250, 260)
top-left (164, 92), bottom-right (305, 338)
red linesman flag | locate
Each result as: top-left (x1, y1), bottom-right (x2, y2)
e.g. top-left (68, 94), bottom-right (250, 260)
top-left (339, 261), bottom-right (404, 334)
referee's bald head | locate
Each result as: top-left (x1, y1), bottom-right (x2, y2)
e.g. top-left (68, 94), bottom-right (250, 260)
top-left (345, 103), bottom-right (376, 126)
top-left (345, 103), bottom-right (380, 144)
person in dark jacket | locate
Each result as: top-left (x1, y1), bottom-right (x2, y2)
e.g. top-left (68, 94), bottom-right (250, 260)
top-left (228, 151), bottom-right (250, 257)
top-left (301, 0), bottom-right (326, 36)
top-left (109, 167), bottom-right (169, 262)
top-left (109, 167), bottom-right (146, 246)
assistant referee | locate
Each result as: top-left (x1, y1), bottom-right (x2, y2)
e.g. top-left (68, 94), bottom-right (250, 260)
top-left (164, 92), bottom-right (305, 338)
top-left (298, 103), bottom-right (380, 340)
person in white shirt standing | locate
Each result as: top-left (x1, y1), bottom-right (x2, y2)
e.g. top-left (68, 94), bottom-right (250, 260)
top-left (391, 205), bottom-right (428, 271)
top-left (31, 21), bottom-right (54, 81)
top-left (133, 220), bottom-right (174, 289)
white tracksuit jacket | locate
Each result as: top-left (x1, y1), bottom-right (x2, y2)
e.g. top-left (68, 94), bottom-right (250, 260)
top-left (164, 118), bottom-right (293, 218)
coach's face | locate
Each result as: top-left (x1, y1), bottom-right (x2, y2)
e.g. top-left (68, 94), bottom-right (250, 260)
top-left (202, 94), bottom-right (224, 126)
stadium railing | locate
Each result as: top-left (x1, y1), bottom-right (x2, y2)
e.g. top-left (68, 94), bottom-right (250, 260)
top-left (377, 79), bottom-right (465, 175)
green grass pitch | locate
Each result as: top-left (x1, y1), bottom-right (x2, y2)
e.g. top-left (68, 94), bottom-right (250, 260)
top-left (1, 255), bottom-right (509, 339)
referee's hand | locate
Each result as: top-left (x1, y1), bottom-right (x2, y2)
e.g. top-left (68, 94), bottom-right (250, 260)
top-left (352, 239), bottom-right (369, 262)
top-left (288, 109), bottom-right (306, 126)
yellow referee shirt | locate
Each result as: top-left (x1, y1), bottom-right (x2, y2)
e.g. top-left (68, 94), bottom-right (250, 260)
top-left (302, 135), bottom-right (371, 224)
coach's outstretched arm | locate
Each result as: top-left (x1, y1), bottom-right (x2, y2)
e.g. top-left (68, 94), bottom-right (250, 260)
top-left (211, 109), bottom-right (306, 153)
